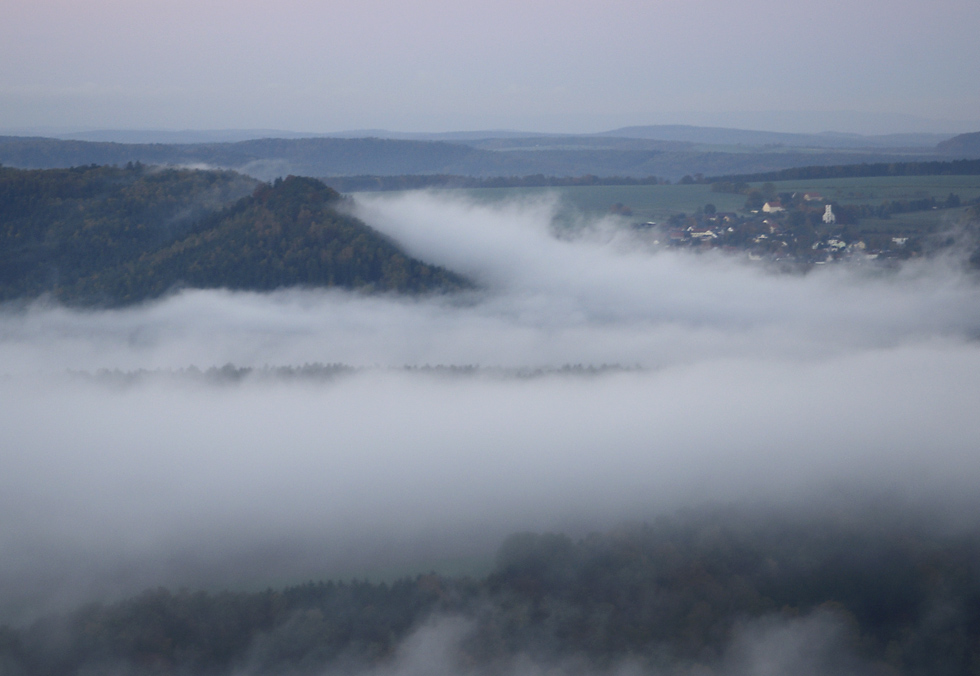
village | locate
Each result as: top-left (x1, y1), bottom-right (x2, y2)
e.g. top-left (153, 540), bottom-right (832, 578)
top-left (632, 187), bottom-right (951, 266)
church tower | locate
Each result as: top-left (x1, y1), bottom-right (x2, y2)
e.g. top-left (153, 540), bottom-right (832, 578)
top-left (822, 205), bottom-right (836, 224)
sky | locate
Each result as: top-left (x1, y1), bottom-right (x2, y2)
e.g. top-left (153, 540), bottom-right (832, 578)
top-left (2, 0), bottom-right (979, 135)
top-left (2, 192), bottom-right (980, 621)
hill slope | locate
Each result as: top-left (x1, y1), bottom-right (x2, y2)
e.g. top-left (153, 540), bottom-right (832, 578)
top-left (0, 166), bottom-right (468, 305)
top-left (938, 131), bottom-right (980, 158)
top-left (0, 164), bottom-right (258, 302)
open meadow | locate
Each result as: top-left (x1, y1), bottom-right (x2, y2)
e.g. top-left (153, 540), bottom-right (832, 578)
top-left (361, 175), bottom-right (980, 229)
top-left (359, 184), bottom-right (743, 223)
top-left (770, 175), bottom-right (980, 204)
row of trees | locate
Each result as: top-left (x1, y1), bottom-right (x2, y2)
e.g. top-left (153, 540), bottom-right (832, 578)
top-left (324, 174), bottom-right (669, 192)
top-left (707, 159), bottom-right (980, 184)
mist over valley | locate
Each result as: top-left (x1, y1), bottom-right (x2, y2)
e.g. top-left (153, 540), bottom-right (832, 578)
top-left (2, 181), bottom-right (980, 674)
top-left (4, 0), bottom-right (980, 669)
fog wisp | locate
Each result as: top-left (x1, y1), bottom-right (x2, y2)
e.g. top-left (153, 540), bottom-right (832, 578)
top-left (1, 190), bottom-right (979, 621)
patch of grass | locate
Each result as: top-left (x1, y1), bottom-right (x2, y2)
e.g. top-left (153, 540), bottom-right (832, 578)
top-left (852, 207), bottom-right (972, 236)
top-left (359, 175), bottom-right (980, 230)
top-left (762, 175), bottom-right (980, 204)
top-left (409, 184), bottom-right (746, 222)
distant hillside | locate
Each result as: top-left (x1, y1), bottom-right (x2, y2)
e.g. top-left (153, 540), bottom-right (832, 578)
top-left (600, 124), bottom-right (955, 149)
top-left (0, 135), bottom-right (941, 182)
top-left (0, 136), bottom-right (488, 180)
top-left (52, 129), bottom-right (333, 144)
top-left (938, 132), bottom-right (980, 157)
top-left (0, 136), bottom-right (674, 179)
top-left (26, 125), bottom-right (957, 148)
top-left (0, 166), bottom-right (468, 305)
top-left (464, 136), bottom-right (690, 152)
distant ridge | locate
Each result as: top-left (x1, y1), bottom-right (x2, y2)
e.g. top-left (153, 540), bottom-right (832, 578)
top-left (600, 125), bottom-right (955, 149)
top-left (54, 129), bottom-right (332, 144)
top-left (31, 128), bottom-right (562, 144)
top-left (2, 124), bottom-right (956, 149)
top-left (0, 134), bottom-right (944, 182)
top-left (937, 131), bottom-right (980, 158)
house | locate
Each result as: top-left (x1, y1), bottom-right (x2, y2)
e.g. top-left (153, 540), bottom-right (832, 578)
top-left (762, 201), bottom-right (785, 213)
top-left (689, 226), bottom-right (718, 240)
top-left (803, 192), bottom-right (824, 201)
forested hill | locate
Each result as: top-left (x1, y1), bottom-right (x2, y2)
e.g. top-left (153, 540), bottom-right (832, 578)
top-left (0, 165), bottom-right (469, 305)
top-left (1, 507), bottom-right (978, 675)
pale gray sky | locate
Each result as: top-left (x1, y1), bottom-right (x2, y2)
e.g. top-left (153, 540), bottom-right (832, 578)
top-left (1, 1), bottom-right (979, 135)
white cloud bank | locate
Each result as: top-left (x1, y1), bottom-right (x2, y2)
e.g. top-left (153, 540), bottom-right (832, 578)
top-left (1, 191), bottom-right (979, 621)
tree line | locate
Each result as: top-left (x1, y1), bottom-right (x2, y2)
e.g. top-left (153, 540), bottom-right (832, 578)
top-left (707, 159), bottom-right (980, 184)
top-left (1, 504), bottom-right (978, 675)
top-left (322, 174), bottom-right (669, 192)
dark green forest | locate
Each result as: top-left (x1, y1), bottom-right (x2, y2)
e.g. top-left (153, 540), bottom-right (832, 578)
top-left (0, 165), bottom-right (468, 305)
top-left (2, 507), bottom-right (978, 676)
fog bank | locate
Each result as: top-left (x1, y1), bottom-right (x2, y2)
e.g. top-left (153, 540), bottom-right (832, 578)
top-left (1, 191), bottom-right (979, 621)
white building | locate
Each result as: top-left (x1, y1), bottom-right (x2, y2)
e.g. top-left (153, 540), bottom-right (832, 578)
top-left (822, 205), bottom-right (836, 224)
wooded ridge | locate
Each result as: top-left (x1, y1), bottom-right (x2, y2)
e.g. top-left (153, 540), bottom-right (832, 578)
top-left (0, 164), bottom-right (469, 306)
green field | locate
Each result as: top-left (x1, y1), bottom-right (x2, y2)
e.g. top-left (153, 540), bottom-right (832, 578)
top-left (848, 208), bottom-right (972, 236)
top-left (769, 175), bottom-right (980, 236)
top-left (359, 175), bottom-right (980, 228)
top-left (385, 184), bottom-right (745, 223)
top-left (767, 175), bottom-right (980, 204)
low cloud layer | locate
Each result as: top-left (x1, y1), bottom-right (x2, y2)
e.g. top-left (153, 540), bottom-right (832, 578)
top-left (242, 609), bottom-right (869, 676)
top-left (1, 191), bottom-right (979, 622)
